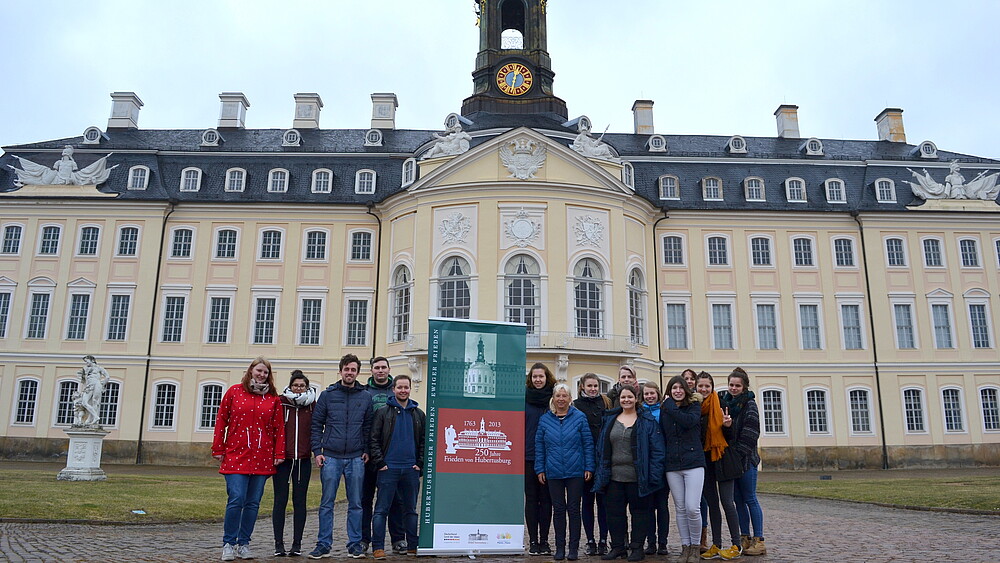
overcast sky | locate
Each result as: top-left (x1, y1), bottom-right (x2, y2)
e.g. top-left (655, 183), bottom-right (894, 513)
top-left (3, 0), bottom-right (998, 159)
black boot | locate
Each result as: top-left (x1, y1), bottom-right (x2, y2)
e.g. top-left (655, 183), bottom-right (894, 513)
top-left (554, 545), bottom-right (566, 561)
top-left (626, 548), bottom-right (644, 562)
top-left (597, 541), bottom-right (609, 556)
top-left (585, 541), bottom-right (598, 556)
top-left (567, 544), bottom-right (579, 561)
top-left (644, 542), bottom-right (656, 556)
top-left (601, 547), bottom-right (627, 560)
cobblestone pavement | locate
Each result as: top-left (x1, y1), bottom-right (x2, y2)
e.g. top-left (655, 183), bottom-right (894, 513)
top-left (1, 494), bottom-right (997, 562)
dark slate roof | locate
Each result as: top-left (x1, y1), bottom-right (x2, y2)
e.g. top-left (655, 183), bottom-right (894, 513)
top-left (2, 121), bottom-right (998, 210)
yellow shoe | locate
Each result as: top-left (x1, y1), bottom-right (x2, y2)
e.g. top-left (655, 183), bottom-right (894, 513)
top-left (743, 538), bottom-right (766, 556)
top-left (700, 545), bottom-right (721, 559)
top-left (718, 545), bottom-right (742, 560)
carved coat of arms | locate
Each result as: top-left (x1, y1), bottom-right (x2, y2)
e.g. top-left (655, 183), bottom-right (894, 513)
top-left (439, 212), bottom-right (472, 244)
top-left (500, 137), bottom-right (546, 180)
top-left (574, 215), bottom-right (604, 246)
top-left (504, 208), bottom-right (541, 247)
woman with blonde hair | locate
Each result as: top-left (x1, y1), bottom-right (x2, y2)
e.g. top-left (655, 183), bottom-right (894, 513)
top-left (535, 383), bottom-right (595, 560)
top-left (213, 357), bottom-right (285, 561)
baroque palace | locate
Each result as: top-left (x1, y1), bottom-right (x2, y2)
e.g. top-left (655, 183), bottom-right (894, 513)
top-left (1, 1), bottom-right (998, 469)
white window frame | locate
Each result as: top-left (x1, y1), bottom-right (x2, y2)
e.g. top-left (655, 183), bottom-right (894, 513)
top-left (920, 236), bottom-right (946, 269)
top-left (964, 289), bottom-right (994, 349)
top-left (257, 227), bottom-right (285, 262)
top-left (355, 169), bottom-right (376, 194)
top-left (268, 168), bottom-right (289, 193)
top-left (433, 253), bottom-right (479, 321)
top-left (179, 167), bottom-right (202, 192)
top-left (994, 238), bottom-right (1000, 269)
top-left (707, 293), bottom-right (738, 350)
top-left (24, 278), bottom-right (55, 339)
top-left (149, 380), bottom-right (180, 431)
top-left (744, 177), bottom-right (765, 202)
top-left (836, 293), bottom-right (867, 350)
top-left (168, 226), bottom-right (196, 260)
top-left (196, 381), bottom-right (227, 431)
top-left (250, 289), bottom-right (281, 345)
top-left (759, 387), bottom-right (788, 436)
top-left (104, 283), bottom-right (136, 342)
top-left (794, 293), bottom-right (825, 350)
top-left (348, 229), bottom-right (375, 262)
top-left (702, 177), bottom-right (723, 201)
top-left (626, 266), bottom-right (647, 346)
top-left (785, 177), bottom-right (807, 203)
top-left (213, 227), bottom-right (240, 260)
top-left (751, 294), bottom-right (782, 350)
top-left (98, 379), bottom-right (121, 428)
top-left (661, 233), bottom-right (686, 266)
top-left (389, 263), bottom-right (414, 343)
top-left (36, 224), bottom-right (63, 257)
top-left (901, 386), bottom-right (928, 434)
top-left (957, 237), bottom-right (982, 269)
top-left (296, 291), bottom-right (328, 346)
top-left (926, 290), bottom-right (955, 349)
top-left (658, 175), bottom-right (679, 200)
top-left (570, 257), bottom-right (607, 338)
top-left (11, 376), bottom-right (42, 426)
top-left (824, 178), bottom-right (847, 204)
top-left (875, 177), bottom-right (897, 203)
top-left (663, 292), bottom-right (691, 350)
top-left (401, 158), bottom-right (417, 187)
top-left (1, 223), bottom-right (25, 256)
top-left (621, 161), bottom-right (634, 188)
top-left (311, 168), bottom-right (333, 194)
top-left (115, 224), bottom-right (141, 258)
top-left (159, 286), bottom-right (192, 343)
top-left (889, 294), bottom-right (919, 350)
top-left (127, 165), bottom-right (150, 190)
top-left (303, 228), bottom-right (330, 262)
top-left (52, 378), bottom-right (80, 427)
top-left (883, 236), bottom-right (908, 268)
top-left (342, 293), bottom-right (373, 347)
top-left (804, 386), bottom-right (832, 436)
top-left (748, 234), bottom-right (774, 268)
top-left (0, 279), bottom-right (14, 339)
top-left (939, 385), bottom-right (967, 434)
top-left (978, 385), bottom-right (1000, 433)
top-left (705, 233), bottom-right (731, 267)
top-left (203, 287), bottom-right (236, 344)
top-left (831, 236), bottom-right (858, 269)
top-left (791, 235), bottom-right (817, 268)
top-left (64, 281), bottom-right (96, 340)
top-left (75, 224), bottom-right (102, 257)
top-left (225, 168), bottom-right (247, 192)
top-left (846, 386), bottom-right (876, 436)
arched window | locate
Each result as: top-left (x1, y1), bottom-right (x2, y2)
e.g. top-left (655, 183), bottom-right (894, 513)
top-left (402, 158), bottom-right (417, 187)
top-left (128, 165), bottom-right (149, 190)
top-left (785, 177), bottom-right (807, 202)
top-left (504, 255), bottom-right (540, 335)
top-left (311, 169), bottom-right (332, 193)
top-left (268, 169), bottom-right (289, 193)
top-left (658, 175), bottom-right (679, 200)
top-left (499, 0), bottom-right (526, 48)
top-left (875, 178), bottom-right (896, 203)
top-left (760, 388), bottom-right (785, 434)
top-left (179, 167), bottom-right (202, 192)
top-left (225, 168), bottom-right (246, 192)
top-left (355, 170), bottom-right (376, 194)
top-left (259, 229), bottom-right (283, 260)
top-left (621, 162), bottom-right (634, 188)
top-left (792, 236), bottom-right (814, 267)
top-left (39, 225), bottom-right (61, 255)
top-left (848, 387), bottom-right (873, 434)
top-left (573, 258), bottom-right (604, 338)
top-left (627, 268), bottom-right (645, 345)
top-left (55, 380), bottom-right (79, 425)
top-left (152, 382), bottom-right (178, 429)
top-left (215, 228), bottom-right (238, 259)
top-left (78, 226), bottom-right (100, 256)
top-left (14, 378), bottom-right (40, 424)
top-left (100, 381), bottom-right (120, 426)
top-left (391, 265), bottom-right (413, 342)
top-left (117, 226), bottom-right (139, 256)
top-left (170, 227), bottom-right (194, 258)
top-left (806, 388), bottom-right (830, 434)
top-left (439, 257), bottom-right (471, 319)
top-left (199, 383), bottom-right (225, 429)
top-left (2, 224), bottom-right (23, 254)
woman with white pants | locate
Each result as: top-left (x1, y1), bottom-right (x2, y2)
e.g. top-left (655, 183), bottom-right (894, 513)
top-left (659, 375), bottom-right (705, 563)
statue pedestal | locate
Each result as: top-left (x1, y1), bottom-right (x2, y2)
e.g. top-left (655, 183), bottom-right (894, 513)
top-left (57, 426), bottom-right (110, 481)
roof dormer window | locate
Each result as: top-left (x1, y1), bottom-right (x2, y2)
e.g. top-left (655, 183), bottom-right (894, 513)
top-left (647, 135), bottom-right (667, 153)
top-left (802, 138), bottom-right (824, 156)
top-left (201, 129), bottom-right (221, 147)
top-left (703, 177), bottom-right (723, 200)
top-left (785, 178), bottom-right (807, 202)
top-left (179, 167), bottom-right (202, 192)
top-left (621, 162), bottom-right (634, 188)
top-left (312, 169), bottom-right (332, 193)
top-left (727, 136), bottom-right (747, 154)
top-left (225, 168), bottom-right (246, 192)
top-left (127, 166), bottom-right (149, 190)
top-left (282, 129), bottom-right (301, 147)
top-left (355, 170), bottom-right (376, 195)
top-left (744, 177), bottom-right (765, 201)
top-left (364, 129), bottom-right (383, 147)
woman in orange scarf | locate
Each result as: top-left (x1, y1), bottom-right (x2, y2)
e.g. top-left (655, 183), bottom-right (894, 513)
top-left (696, 372), bottom-right (743, 560)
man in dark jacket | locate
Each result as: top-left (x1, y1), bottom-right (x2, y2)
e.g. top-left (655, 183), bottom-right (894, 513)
top-left (360, 357), bottom-right (405, 554)
top-left (368, 374), bottom-right (425, 559)
top-left (308, 354), bottom-right (373, 559)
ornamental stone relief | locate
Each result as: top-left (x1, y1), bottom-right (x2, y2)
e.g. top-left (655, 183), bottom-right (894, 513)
top-left (500, 137), bottom-right (547, 180)
top-left (573, 215), bottom-right (604, 247)
top-left (503, 208), bottom-right (542, 248)
top-left (439, 211), bottom-right (472, 244)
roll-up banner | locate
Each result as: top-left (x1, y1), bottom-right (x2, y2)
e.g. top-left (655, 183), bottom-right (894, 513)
top-left (418, 318), bottom-right (527, 556)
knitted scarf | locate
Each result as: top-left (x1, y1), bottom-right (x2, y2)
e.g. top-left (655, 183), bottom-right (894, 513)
top-left (525, 384), bottom-right (553, 408)
top-left (719, 390), bottom-right (755, 421)
top-left (282, 386), bottom-right (317, 407)
top-left (700, 391), bottom-right (728, 462)
top-left (249, 381), bottom-right (270, 395)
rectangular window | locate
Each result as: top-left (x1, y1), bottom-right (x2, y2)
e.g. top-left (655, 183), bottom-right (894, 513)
top-left (200, 385), bottom-right (224, 429)
top-left (666, 303), bottom-right (687, 349)
top-left (834, 238), bottom-right (855, 267)
top-left (712, 303), bottom-right (733, 349)
top-left (704, 178), bottom-right (721, 200)
top-left (969, 304), bottom-right (991, 348)
top-left (923, 239), bottom-right (943, 267)
top-left (106, 294), bottom-right (130, 340)
top-left (707, 237), bottom-right (728, 266)
top-left (903, 389), bottom-right (925, 432)
top-left (942, 388), bottom-right (964, 432)
top-left (841, 304), bottom-right (863, 350)
top-left (959, 239), bottom-right (980, 267)
top-left (932, 304), bottom-right (953, 348)
top-left (826, 180), bottom-right (844, 202)
top-left (750, 237), bottom-right (771, 266)
top-left (117, 228), bottom-right (138, 256)
top-left (207, 297), bottom-right (231, 343)
top-left (2, 225), bottom-right (22, 254)
top-left (981, 388), bottom-right (1000, 431)
top-left (886, 238), bottom-right (907, 266)
top-left (305, 231), bottom-right (327, 260)
top-left (745, 178), bottom-right (764, 201)
top-left (799, 304), bottom-right (821, 349)
top-left (161, 296), bottom-right (185, 342)
top-left (100, 382), bottom-right (119, 426)
top-left (65, 294), bottom-right (90, 340)
top-left (761, 390), bottom-right (784, 434)
top-left (787, 179), bottom-right (806, 201)
top-left (78, 227), bottom-right (100, 255)
top-left (793, 238), bottom-right (814, 266)
top-left (56, 381), bottom-right (78, 425)
top-left (153, 384), bottom-right (176, 428)
top-left (216, 230), bottom-right (237, 259)
top-left (182, 169), bottom-right (200, 191)
top-left (15, 380), bottom-right (39, 424)
top-left (269, 170), bottom-right (287, 193)
top-left (756, 304), bottom-right (778, 350)
top-left (662, 236), bottom-right (684, 265)
top-left (226, 170), bottom-right (245, 192)
top-left (260, 231), bottom-right (282, 260)
top-left (39, 226), bottom-right (60, 255)
top-left (392, 286), bottom-right (411, 342)
top-left (877, 180), bottom-right (895, 202)
top-left (253, 298), bottom-right (276, 345)
top-left (171, 229), bottom-right (193, 258)
top-left (894, 304), bottom-right (916, 349)
top-left (849, 389), bottom-right (872, 433)
top-left (351, 232), bottom-right (372, 261)
top-left (300, 299), bottom-right (322, 345)
top-left (346, 299), bottom-right (368, 346)
top-left (659, 176), bottom-right (677, 199)
top-left (0, 292), bottom-right (11, 338)
top-left (27, 293), bottom-right (50, 339)
top-left (806, 390), bottom-right (829, 433)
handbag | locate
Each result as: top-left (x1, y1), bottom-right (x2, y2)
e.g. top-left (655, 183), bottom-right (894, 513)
top-left (714, 449), bottom-right (743, 482)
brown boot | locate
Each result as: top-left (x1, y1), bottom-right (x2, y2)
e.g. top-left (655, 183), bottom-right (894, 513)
top-left (743, 537), bottom-right (766, 556)
top-left (699, 528), bottom-right (709, 553)
top-left (739, 535), bottom-right (752, 552)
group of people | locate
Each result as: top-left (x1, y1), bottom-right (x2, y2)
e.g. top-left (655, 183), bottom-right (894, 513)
top-left (211, 354), bottom-right (424, 561)
top-left (527, 364), bottom-right (766, 563)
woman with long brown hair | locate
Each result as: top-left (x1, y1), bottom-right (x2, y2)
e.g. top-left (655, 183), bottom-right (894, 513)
top-left (525, 362), bottom-right (557, 556)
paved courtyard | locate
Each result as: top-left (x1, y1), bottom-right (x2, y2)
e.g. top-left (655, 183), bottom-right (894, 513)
top-left (1, 492), bottom-right (997, 562)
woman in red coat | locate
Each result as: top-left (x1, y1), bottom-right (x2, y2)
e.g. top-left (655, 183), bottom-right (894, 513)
top-left (213, 357), bottom-right (285, 561)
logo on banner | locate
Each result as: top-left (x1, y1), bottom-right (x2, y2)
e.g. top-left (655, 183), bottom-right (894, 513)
top-left (437, 408), bottom-right (524, 474)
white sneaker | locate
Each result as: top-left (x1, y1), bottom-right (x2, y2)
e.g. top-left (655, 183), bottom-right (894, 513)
top-left (236, 544), bottom-right (254, 559)
top-left (222, 543), bottom-right (236, 561)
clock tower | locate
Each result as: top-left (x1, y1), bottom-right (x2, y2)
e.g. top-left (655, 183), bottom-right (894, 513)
top-left (461, 0), bottom-right (568, 119)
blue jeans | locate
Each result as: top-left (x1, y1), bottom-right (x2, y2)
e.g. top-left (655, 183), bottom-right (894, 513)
top-left (316, 456), bottom-right (365, 550)
top-left (223, 473), bottom-right (269, 546)
top-left (371, 467), bottom-right (420, 551)
top-left (733, 465), bottom-right (764, 539)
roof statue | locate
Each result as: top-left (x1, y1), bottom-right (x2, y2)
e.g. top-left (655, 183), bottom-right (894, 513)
top-left (500, 137), bottom-right (547, 180)
top-left (422, 123), bottom-right (472, 160)
top-left (8, 146), bottom-right (116, 187)
top-left (905, 161), bottom-right (1000, 201)
top-left (571, 124), bottom-right (619, 162)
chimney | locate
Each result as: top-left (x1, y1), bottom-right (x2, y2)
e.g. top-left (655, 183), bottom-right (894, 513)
top-left (292, 93), bottom-right (323, 129)
top-left (774, 104), bottom-right (799, 138)
top-left (632, 99), bottom-right (654, 135)
top-left (218, 92), bottom-right (250, 129)
top-left (371, 93), bottom-right (399, 130)
top-left (107, 92), bottom-right (143, 129)
top-left (875, 108), bottom-right (905, 142)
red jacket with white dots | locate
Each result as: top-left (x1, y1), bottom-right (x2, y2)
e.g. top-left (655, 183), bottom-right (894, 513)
top-left (212, 384), bottom-right (285, 475)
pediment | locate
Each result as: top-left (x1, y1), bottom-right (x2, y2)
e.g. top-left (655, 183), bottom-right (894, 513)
top-left (0, 276), bottom-right (16, 288)
top-left (410, 127), bottom-right (632, 196)
top-left (925, 288), bottom-right (954, 299)
top-left (27, 276), bottom-right (56, 287)
top-left (67, 277), bottom-right (97, 288)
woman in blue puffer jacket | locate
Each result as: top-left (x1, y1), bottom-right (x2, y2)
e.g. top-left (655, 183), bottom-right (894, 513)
top-left (535, 383), bottom-right (595, 561)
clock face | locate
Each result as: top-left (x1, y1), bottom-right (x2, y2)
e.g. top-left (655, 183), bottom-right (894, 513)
top-left (496, 62), bottom-right (533, 96)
